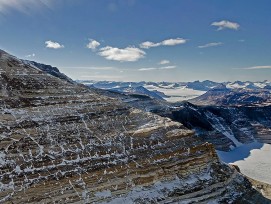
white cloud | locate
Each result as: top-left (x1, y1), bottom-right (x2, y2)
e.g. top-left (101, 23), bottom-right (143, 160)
top-left (87, 39), bottom-right (100, 51)
top-left (25, 53), bottom-right (35, 58)
top-left (139, 41), bottom-right (160, 49)
top-left (138, 67), bottom-right (157, 71)
top-left (159, 60), bottom-right (170, 65)
top-left (161, 65), bottom-right (176, 69)
top-left (198, 42), bottom-right (223, 48)
top-left (98, 46), bottom-right (145, 62)
top-left (211, 20), bottom-right (240, 30)
top-left (45, 40), bottom-right (64, 49)
top-left (138, 65), bottom-right (176, 71)
top-left (140, 38), bottom-right (187, 49)
top-left (161, 38), bottom-right (186, 46)
top-left (238, 66), bottom-right (271, 70)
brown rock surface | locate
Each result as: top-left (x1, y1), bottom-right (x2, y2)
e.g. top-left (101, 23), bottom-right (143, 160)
top-left (247, 176), bottom-right (271, 200)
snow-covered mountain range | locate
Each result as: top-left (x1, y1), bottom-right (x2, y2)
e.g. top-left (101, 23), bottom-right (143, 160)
top-left (190, 84), bottom-right (271, 106)
top-left (78, 80), bottom-right (271, 104)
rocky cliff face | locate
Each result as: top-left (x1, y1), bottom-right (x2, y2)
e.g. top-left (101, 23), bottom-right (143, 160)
top-left (93, 89), bottom-right (271, 151)
top-left (0, 50), bottom-right (268, 203)
top-left (171, 102), bottom-right (271, 151)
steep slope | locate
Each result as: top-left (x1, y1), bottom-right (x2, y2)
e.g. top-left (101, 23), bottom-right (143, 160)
top-left (0, 50), bottom-right (268, 203)
top-left (93, 89), bottom-right (271, 151)
top-left (24, 60), bottom-right (74, 83)
top-left (171, 102), bottom-right (271, 150)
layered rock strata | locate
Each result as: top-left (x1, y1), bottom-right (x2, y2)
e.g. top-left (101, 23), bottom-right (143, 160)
top-left (0, 50), bottom-right (268, 203)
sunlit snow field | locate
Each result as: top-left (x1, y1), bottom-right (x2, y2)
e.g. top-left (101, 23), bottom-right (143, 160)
top-left (217, 142), bottom-right (271, 184)
top-left (144, 85), bottom-right (206, 102)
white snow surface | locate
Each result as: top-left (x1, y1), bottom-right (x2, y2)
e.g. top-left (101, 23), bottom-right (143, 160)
top-left (217, 142), bottom-right (271, 184)
top-left (144, 85), bottom-right (206, 102)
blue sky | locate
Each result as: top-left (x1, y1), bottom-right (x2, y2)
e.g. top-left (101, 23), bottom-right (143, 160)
top-left (0, 0), bottom-right (271, 82)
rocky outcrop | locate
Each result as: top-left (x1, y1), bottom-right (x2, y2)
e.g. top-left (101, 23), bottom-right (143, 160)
top-left (0, 50), bottom-right (269, 203)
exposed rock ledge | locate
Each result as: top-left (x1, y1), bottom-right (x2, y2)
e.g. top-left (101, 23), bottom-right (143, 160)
top-left (246, 176), bottom-right (271, 200)
top-left (0, 50), bottom-right (269, 203)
